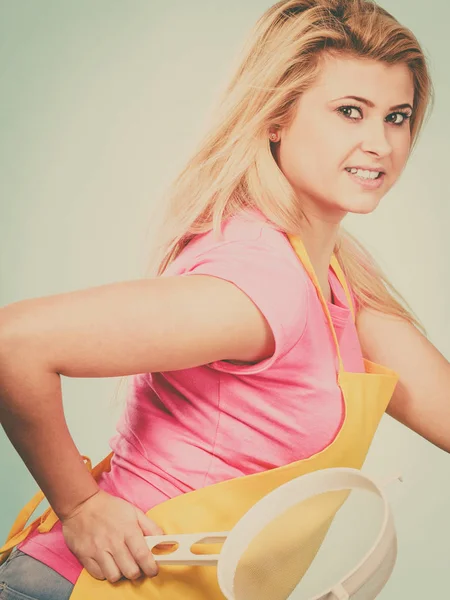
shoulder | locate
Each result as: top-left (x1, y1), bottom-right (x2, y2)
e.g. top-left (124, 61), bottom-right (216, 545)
top-left (168, 208), bottom-right (300, 276)
top-left (165, 209), bottom-right (310, 374)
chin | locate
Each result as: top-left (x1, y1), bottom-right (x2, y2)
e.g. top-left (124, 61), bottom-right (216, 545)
top-left (320, 197), bottom-right (380, 216)
top-left (343, 199), bottom-right (382, 215)
top-left (331, 190), bottom-right (384, 214)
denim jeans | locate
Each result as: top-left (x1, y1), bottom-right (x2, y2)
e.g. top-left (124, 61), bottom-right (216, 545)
top-left (0, 549), bottom-right (73, 600)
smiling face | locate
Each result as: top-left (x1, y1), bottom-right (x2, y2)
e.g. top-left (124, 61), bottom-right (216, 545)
top-left (272, 53), bottom-right (415, 221)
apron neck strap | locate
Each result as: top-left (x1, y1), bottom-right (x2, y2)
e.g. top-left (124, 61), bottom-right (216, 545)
top-left (329, 254), bottom-right (356, 324)
top-left (286, 234), bottom-right (349, 374)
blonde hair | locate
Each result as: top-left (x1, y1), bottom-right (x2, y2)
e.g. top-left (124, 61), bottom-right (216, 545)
top-left (144, 0), bottom-right (434, 334)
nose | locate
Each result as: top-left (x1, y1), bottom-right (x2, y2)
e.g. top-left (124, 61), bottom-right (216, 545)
top-left (360, 120), bottom-right (393, 158)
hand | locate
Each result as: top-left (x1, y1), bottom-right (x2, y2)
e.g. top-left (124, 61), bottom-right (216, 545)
top-left (61, 489), bottom-right (164, 583)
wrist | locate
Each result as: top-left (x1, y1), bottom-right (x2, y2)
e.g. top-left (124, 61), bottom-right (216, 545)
top-left (57, 484), bottom-right (102, 522)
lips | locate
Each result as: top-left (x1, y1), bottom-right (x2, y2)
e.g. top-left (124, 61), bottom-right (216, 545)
top-left (345, 169), bottom-right (385, 189)
top-left (345, 166), bottom-right (385, 174)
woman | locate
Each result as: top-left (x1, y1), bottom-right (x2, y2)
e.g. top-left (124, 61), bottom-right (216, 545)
top-left (0, 0), bottom-right (448, 599)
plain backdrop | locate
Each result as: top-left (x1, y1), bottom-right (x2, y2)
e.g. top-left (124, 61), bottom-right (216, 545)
top-left (0, 1), bottom-right (449, 598)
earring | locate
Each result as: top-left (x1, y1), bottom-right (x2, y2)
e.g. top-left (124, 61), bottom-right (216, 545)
top-left (269, 132), bottom-right (278, 142)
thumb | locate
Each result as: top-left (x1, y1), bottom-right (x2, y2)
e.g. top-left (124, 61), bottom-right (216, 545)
top-left (137, 510), bottom-right (165, 537)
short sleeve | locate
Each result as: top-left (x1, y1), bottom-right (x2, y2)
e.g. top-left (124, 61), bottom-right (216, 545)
top-left (180, 228), bottom-right (308, 375)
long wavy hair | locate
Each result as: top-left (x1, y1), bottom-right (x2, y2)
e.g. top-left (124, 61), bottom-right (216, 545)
top-left (144, 0), bottom-right (434, 334)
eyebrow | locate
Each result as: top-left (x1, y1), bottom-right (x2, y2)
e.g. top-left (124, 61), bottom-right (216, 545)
top-left (332, 96), bottom-right (413, 112)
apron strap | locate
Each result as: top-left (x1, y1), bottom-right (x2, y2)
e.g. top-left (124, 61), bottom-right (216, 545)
top-left (0, 453), bottom-right (114, 564)
top-left (329, 255), bottom-right (356, 323)
top-left (287, 234), bottom-right (349, 375)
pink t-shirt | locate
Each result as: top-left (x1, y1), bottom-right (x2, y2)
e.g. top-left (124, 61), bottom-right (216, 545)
top-left (19, 208), bottom-right (365, 583)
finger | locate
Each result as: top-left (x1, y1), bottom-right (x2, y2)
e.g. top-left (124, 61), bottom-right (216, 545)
top-left (95, 551), bottom-right (123, 584)
top-left (81, 557), bottom-right (106, 581)
top-left (111, 543), bottom-right (144, 581)
top-left (136, 510), bottom-right (165, 536)
top-left (126, 533), bottom-right (159, 578)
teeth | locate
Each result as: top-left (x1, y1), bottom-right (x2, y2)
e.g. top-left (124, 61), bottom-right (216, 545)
top-left (346, 168), bottom-right (381, 180)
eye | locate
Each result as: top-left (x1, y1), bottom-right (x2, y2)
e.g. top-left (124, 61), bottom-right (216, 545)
top-left (336, 105), bottom-right (412, 127)
top-left (387, 111), bottom-right (412, 126)
top-left (336, 105), bottom-right (362, 120)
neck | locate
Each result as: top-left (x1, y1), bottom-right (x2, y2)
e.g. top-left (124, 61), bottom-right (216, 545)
top-left (290, 192), bottom-right (346, 277)
top-left (297, 221), bottom-right (340, 282)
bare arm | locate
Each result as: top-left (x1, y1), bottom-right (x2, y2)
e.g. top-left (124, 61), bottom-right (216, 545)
top-left (0, 274), bottom-right (273, 581)
top-left (356, 307), bottom-right (450, 452)
top-left (0, 274), bottom-right (274, 514)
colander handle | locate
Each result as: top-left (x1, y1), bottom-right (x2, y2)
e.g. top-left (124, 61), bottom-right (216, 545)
top-left (145, 531), bottom-right (229, 565)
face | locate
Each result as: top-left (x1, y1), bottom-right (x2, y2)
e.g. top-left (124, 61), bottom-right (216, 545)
top-left (272, 54), bottom-right (415, 221)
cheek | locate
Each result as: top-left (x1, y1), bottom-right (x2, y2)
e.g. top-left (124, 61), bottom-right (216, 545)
top-left (384, 134), bottom-right (411, 183)
top-left (278, 142), bottom-right (342, 193)
top-left (396, 137), bottom-right (412, 166)
top-left (278, 124), bottom-right (332, 184)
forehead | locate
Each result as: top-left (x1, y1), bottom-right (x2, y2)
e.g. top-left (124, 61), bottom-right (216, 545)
top-left (307, 54), bottom-right (414, 106)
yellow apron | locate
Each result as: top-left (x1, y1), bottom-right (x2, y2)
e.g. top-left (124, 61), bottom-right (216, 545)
top-left (0, 234), bottom-right (399, 599)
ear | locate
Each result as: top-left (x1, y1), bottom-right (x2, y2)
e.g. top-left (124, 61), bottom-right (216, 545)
top-left (268, 127), bottom-right (280, 143)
